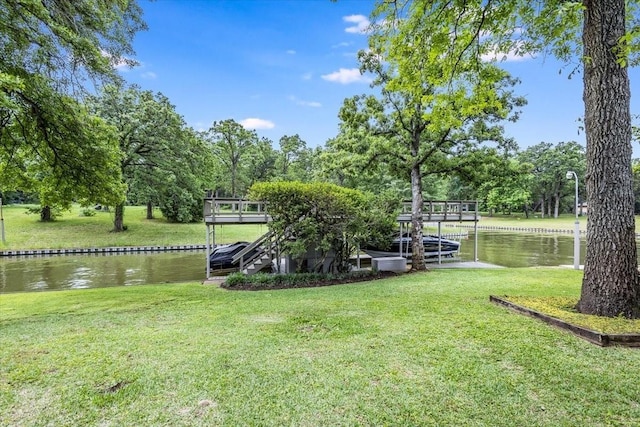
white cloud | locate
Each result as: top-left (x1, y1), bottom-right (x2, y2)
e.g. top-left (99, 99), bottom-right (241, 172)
top-left (141, 71), bottom-right (157, 79)
top-left (240, 118), bottom-right (275, 130)
top-left (301, 72), bottom-right (312, 80)
top-left (343, 14), bottom-right (371, 34)
top-left (288, 96), bottom-right (322, 108)
top-left (481, 44), bottom-right (535, 62)
top-left (321, 68), bottom-right (371, 84)
top-left (286, 49), bottom-right (296, 55)
top-left (332, 41), bottom-right (352, 49)
top-left (101, 49), bottom-right (133, 71)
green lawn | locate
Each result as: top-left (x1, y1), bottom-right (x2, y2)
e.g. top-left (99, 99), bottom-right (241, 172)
top-left (2, 268), bottom-right (640, 426)
top-left (0, 205), bottom-right (265, 250)
top-left (475, 213), bottom-right (589, 231)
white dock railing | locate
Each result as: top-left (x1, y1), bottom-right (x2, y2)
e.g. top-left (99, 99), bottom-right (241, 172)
top-left (203, 198), bottom-right (479, 225)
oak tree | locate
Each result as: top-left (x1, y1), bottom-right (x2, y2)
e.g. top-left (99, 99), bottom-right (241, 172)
top-left (332, 49), bottom-right (523, 269)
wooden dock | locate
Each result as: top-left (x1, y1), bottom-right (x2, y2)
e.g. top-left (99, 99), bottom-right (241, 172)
top-left (203, 198), bottom-right (479, 225)
top-left (202, 197), bottom-right (480, 278)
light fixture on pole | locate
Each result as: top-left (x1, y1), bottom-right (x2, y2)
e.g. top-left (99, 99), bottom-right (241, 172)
top-left (566, 171), bottom-right (580, 270)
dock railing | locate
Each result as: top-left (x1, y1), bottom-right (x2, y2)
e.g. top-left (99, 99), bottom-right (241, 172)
top-left (203, 198), bottom-right (270, 224)
top-left (397, 200), bottom-right (479, 222)
top-left (204, 198), bottom-right (478, 224)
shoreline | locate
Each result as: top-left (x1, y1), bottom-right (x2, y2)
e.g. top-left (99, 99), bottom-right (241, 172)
top-left (0, 244), bottom-right (207, 257)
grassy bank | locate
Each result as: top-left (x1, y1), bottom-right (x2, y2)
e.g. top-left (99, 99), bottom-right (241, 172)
top-left (2, 268), bottom-right (640, 426)
top-left (0, 205), bottom-right (265, 250)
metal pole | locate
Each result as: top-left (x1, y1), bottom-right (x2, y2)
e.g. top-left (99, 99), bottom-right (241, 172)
top-left (567, 171), bottom-right (580, 270)
top-left (0, 197), bottom-right (5, 244)
top-left (205, 223), bottom-right (211, 279)
top-left (574, 176), bottom-right (580, 270)
top-left (437, 221), bottom-right (442, 264)
top-left (474, 201), bottom-right (478, 262)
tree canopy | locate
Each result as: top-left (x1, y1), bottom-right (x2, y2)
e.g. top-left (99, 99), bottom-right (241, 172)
top-left (0, 0), bottom-right (146, 219)
top-left (330, 46), bottom-right (523, 269)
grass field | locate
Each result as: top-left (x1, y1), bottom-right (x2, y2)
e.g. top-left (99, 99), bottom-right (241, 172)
top-left (0, 205), bottom-right (266, 250)
top-left (474, 213), bottom-right (589, 231)
top-left (3, 268), bottom-right (640, 426)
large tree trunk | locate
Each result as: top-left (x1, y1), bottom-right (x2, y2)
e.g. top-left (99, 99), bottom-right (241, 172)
top-left (546, 198), bottom-right (551, 218)
top-left (577, 0), bottom-right (640, 318)
top-left (113, 203), bottom-right (126, 232)
top-left (146, 201), bottom-right (153, 220)
top-left (540, 197), bottom-right (544, 218)
top-left (553, 193), bottom-right (560, 218)
top-left (410, 165), bottom-right (426, 271)
top-left (40, 205), bottom-right (52, 222)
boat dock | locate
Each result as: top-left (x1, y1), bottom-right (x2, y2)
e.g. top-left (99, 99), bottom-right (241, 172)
top-left (203, 197), bottom-right (480, 278)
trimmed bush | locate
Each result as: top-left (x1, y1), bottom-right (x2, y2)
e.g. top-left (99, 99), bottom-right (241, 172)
top-left (222, 270), bottom-right (394, 291)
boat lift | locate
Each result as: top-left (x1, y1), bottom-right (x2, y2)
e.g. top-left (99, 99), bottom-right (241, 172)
top-left (203, 196), bottom-right (480, 278)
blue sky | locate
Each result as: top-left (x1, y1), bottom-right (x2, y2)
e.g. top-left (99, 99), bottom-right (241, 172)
top-left (119, 0), bottom-right (640, 154)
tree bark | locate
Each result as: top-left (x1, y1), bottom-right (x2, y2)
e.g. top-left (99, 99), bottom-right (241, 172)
top-left (540, 197), bottom-right (544, 218)
top-left (410, 164), bottom-right (426, 270)
top-left (577, 0), bottom-right (640, 317)
top-left (40, 205), bottom-right (52, 222)
top-left (146, 201), bottom-right (153, 220)
top-left (553, 193), bottom-right (560, 219)
top-left (113, 203), bottom-right (125, 232)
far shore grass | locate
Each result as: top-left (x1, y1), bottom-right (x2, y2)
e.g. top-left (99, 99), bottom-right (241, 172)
top-left (0, 204), bottom-right (609, 250)
top-left (3, 268), bottom-right (640, 426)
top-left (0, 205), bottom-right (265, 250)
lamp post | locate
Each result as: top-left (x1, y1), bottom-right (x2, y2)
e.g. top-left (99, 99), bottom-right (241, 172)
top-left (0, 197), bottom-right (4, 244)
top-left (566, 171), bottom-right (580, 270)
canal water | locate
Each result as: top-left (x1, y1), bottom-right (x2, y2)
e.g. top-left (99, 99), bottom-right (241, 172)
top-left (0, 232), bottom-right (590, 293)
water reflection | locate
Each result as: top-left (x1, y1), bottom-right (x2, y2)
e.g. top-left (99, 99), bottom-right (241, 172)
top-left (460, 232), bottom-right (588, 268)
top-left (0, 232), bottom-right (597, 293)
top-left (0, 251), bottom-right (205, 293)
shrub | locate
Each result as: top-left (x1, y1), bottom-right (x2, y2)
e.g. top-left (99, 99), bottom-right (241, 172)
top-left (80, 207), bottom-right (97, 217)
top-left (222, 270), bottom-right (389, 290)
top-left (248, 181), bottom-right (399, 273)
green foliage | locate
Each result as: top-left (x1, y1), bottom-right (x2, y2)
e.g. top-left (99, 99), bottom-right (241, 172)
top-left (158, 183), bottom-right (202, 223)
top-left (517, 141), bottom-right (585, 217)
top-left (277, 134), bottom-right (314, 181)
top-left (479, 158), bottom-right (533, 215)
top-left (80, 207), bottom-right (97, 217)
top-left (331, 40), bottom-right (523, 268)
top-left (1, 1), bottom-right (145, 229)
top-left (204, 119), bottom-right (259, 197)
top-left (0, 76), bottom-right (126, 211)
top-left (0, 0), bottom-right (145, 88)
top-left (89, 85), bottom-right (213, 227)
top-left (249, 181), bottom-right (399, 273)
